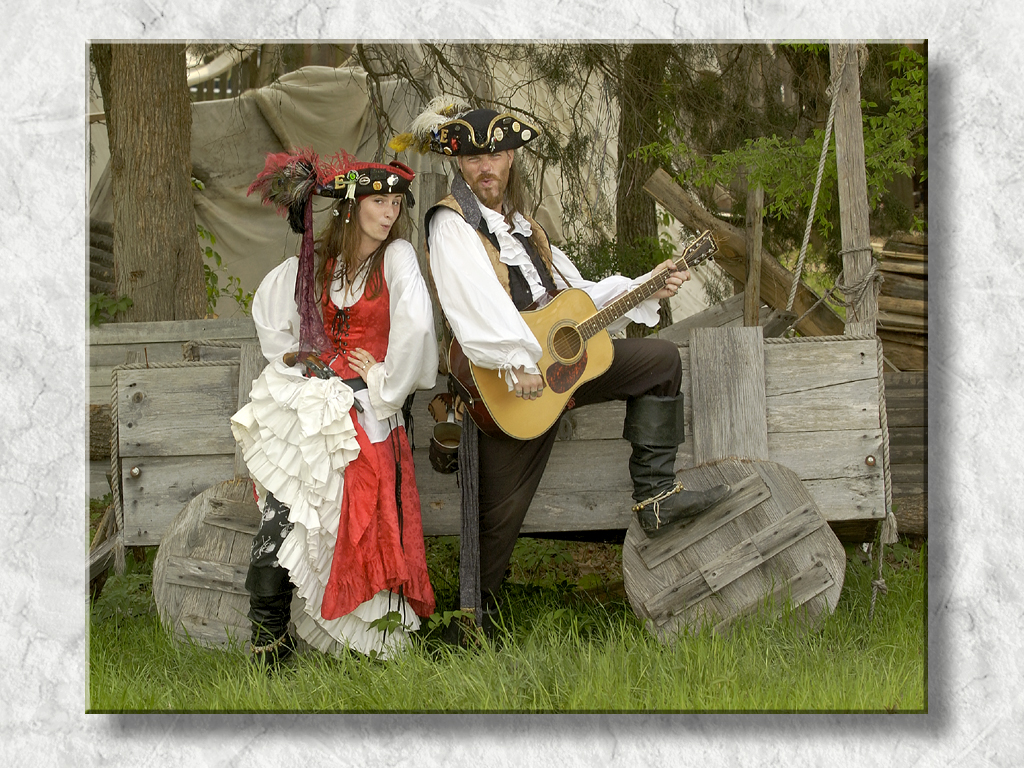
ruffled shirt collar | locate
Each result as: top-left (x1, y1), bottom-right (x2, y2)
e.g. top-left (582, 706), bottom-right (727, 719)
top-left (478, 201), bottom-right (534, 269)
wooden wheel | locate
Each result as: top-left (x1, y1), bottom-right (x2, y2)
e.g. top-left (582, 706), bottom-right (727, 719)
top-left (152, 478), bottom-right (260, 648)
top-left (623, 458), bottom-right (846, 642)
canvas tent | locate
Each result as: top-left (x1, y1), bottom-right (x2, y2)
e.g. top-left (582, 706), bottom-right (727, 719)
top-left (89, 54), bottom-right (716, 320)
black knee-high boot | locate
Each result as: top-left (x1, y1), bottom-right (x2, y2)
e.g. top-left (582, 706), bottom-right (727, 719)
top-left (245, 492), bottom-right (296, 667)
top-left (624, 394), bottom-right (730, 538)
top-left (245, 563), bottom-right (295, 666)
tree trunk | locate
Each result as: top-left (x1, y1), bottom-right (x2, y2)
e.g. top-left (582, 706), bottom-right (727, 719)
top-left (93, 43), bottom-right (205, 322)
top-left (617, 44), bottom-right (672, 334)
top-left (616, 44), bottom-right (669, 253)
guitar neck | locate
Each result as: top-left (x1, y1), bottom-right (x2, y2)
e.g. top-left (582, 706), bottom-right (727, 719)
top-left (577, 232), bottom-right (715, 341)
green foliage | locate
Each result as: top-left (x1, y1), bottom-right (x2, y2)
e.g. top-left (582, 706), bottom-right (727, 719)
top-left (564, 231), bottom-right (678, 285)
top-left (198, 223), bottom-right (254, 317)
top-left (90, 549), bottom-right (156, 625)
top-left (194, 177), bottom-right (254, 317)
top-left (638, 44), bottom-right (927, 278)
top-left (89, 293), bottom-right (133, 326)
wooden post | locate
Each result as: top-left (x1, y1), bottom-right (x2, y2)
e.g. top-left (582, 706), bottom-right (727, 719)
top-left (744, 184), bottom-right (764, 327)
top-left (830, 43), bottom-right (877, 336)
top-left (234, 342), bottom-right (267, 479)
top-left (418, 171), bottom-right (451, 370)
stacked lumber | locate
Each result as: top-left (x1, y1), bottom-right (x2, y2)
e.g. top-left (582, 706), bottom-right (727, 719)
top-left (876, 232), bottom-right (927, 371)
top-left (883, 371), bottom-right (927, 536)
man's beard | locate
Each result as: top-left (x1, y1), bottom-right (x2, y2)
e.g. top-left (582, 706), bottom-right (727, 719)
top-left (471, 174), bottom-right (505, 210)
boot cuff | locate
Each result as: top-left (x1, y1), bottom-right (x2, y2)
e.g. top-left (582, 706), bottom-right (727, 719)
top-left (623, 393), bottom-right (686, 446)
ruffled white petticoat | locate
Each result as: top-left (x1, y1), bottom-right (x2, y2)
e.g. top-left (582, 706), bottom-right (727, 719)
top-left (231, 360), bottom-right (421, 659)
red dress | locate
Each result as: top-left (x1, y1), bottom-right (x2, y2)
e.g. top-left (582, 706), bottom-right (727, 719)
top-left (316, 272), bottom-right (435, 620)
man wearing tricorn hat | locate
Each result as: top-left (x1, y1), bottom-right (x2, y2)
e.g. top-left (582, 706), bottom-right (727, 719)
top-left (392, 99), bottom-right (728, 636)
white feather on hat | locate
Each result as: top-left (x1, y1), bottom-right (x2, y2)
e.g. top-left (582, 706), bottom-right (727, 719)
top-left (389, 96), bottom-right (472, 154)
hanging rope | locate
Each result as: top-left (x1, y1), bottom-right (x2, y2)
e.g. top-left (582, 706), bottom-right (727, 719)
top-left (782, 250), bottom-right (884, 337)
top-left (786, 44), bottom-right (848, 313)
top-left (869, 334), bottom-right (898, 621)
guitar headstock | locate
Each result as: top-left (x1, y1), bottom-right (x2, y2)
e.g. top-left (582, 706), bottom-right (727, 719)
top-left (680, 230), bottom-right (719, 269)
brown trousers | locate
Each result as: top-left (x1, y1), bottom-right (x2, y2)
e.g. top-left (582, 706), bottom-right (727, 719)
top-left (476, 336), bottom-right (682, 595)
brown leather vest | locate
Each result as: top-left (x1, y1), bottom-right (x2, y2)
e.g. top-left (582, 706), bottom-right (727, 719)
top-left (425, 194), bottom-right (557, 309)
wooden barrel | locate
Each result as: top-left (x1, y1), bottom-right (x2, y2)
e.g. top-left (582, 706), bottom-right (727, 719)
top-left (152, 478), bottom-right (260, 648)
top-left (623, 458), bottom-right (846, 642)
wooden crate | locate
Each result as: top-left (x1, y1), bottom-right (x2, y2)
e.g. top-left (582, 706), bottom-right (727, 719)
top-left (108, 327), bottom-right (890, 547)
top-left (90, 318), bottom-right (257, 407)
top-left (417, 329), bottom-right (888, 543)
top-left (90, 318), bottom-right (258, 494)
top-left (115, 361), bottom-right (242, 546)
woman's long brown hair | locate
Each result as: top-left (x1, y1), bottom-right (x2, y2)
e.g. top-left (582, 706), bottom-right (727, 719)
top-left (312, 196), bottom-right (410, 304)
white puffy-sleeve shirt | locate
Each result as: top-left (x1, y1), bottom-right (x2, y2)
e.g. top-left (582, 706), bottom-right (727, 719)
top-left (251, 239), bottom-right (437, 431)
top-left (427, 202), bottom-right (664, 382)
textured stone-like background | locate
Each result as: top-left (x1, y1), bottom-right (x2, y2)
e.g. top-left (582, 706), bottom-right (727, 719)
top-left (2, 2), bottom-right (1019, 764)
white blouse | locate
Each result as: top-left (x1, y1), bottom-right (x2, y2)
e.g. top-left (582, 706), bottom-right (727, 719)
top-left (427, 200), bottom-right (663, 386)
top-left (250, 239), bottom-right (438, 441)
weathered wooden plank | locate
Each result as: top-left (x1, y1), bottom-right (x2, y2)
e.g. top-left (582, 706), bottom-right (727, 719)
top-left (802, 476), bottom-right (885, 521)
top-left (121, 455), bottom-right (236, 545)
top-left (892, 481), bottom-right (926, 498)
top-left (745, 184), bottom-right (765, 327)
top-left (886, 407), bottom-right (927, 428)
top-left (164, 554), bottom-right (249, 595)
top-left (767, 377), bottom-right (881, 433)
top-left (878, 310), bottom-right (928, 331)
top-left (88, 536), bottom-right (116, 583)
top-left (418, 478), bottom-right (635, 537)
top-left (711, 559), bottom-right (835, 634)
top-left (234, 342), bottom-right (267, 478)
top-left (878, 295), bottom-right (927, 316)
top-left (176, 614), bottom-right (248, 648)
top-left (205, 495), bottom-right (260, 535)
top-left (637, 471), bottom-right (770, 569)
top-left (90, 317), bottom-right (257, 346)
top-left (888, 426), bottom-right (927, 457)
top-left (117, 365), bottom-right (239, 457)
top-left (885, 370), bottom-right (928, 387)
top-left (658, 294), bottom-right (783, 344)
top-left (178, 491), bottom-right (246, 642)
top-left (89, 341), bottom-right (243, 372)
top-left (690, 327), bottom-right (769, 462)
top-left (152, 479), bottom-right (255, 648)
top-left (557, 400), bottom-right (696, 443)
top-left (832, 41), bottom-right (876, 331)
top-left (699, 538), bottom-right (763, 595)
top-left (700, 504), bottom-right (823, 593)
top-left (643, 568), bottom-right (714, 623)
top-left (878, 260), bottom-right (927, 276)
top-left (763, 339), bottom-right (878, 396)
top-left (768, 429), bottom-right (883, 480)
top-left (890, 461), bottom-right (926, 483)
top-left (879, 270), bottom-right (927, 301)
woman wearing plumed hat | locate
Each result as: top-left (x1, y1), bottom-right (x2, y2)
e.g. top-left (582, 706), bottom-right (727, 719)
top-left (233, 149), bottom-right (437, 666)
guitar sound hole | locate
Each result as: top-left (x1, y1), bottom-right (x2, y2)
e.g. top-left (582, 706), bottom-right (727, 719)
top-left (550, 324), bottom-right (583, 363)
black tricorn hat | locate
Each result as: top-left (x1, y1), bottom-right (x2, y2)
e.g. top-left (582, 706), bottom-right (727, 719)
top-left (431, 108), bottom-right (540, 156)
top-left (315, 152), bottom-right (416, 203)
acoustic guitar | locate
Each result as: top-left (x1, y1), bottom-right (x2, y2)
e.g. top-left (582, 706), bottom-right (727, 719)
top-left (449, 230), bottom-right (719, 440)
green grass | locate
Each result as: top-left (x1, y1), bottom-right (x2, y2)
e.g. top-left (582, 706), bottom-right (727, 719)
top-left (87, 535), bottom-right (925, 713)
